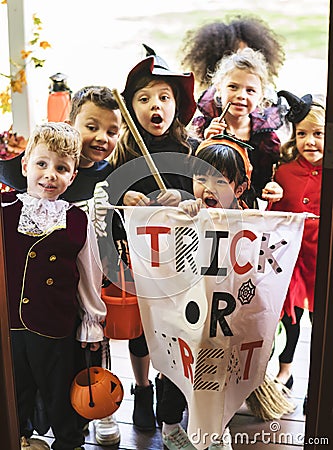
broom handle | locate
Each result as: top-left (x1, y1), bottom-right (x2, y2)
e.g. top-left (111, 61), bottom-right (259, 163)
top-left (112, 88), bottom-right (167, 193)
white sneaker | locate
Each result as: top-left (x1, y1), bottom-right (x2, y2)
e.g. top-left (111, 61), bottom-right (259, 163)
top-left (94, 414), bottom-right (120, 445)
top-left (21, 436), bottom-right (50, 449)
top-left (162, 425), bottom-right (197, 450)
top-left (208, 427), bottom-right (233, 450)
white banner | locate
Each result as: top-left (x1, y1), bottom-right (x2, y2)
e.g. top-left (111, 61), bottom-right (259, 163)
top-left (124, 207), bottom-right (305, 449)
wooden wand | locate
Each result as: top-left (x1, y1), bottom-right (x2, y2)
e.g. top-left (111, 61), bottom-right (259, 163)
top-left (218, 101), bottom-right (231, 122)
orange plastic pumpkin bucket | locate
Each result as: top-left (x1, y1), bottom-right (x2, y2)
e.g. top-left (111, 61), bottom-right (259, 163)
top-left (70, 366), bottom-right (124, 419)
top-left (102, 263), bottom-right (143, 340)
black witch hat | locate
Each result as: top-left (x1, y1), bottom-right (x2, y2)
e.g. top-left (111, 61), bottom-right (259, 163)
top-left (122, 44), bottom-right (196, 126)
top-left (277, 90), bottom-right (313, 123)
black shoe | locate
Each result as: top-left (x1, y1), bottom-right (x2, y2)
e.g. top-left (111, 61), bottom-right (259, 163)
top-left (32, 390), bottom-right (51, 436)
top-left (303, 395), bottom-right (308, 415)
top-left (155, 374), bottom-right (164, 428)
top-left (285, 375), bottom-right (294, 389)
top-left (131, 381), bottom-right (156, 431)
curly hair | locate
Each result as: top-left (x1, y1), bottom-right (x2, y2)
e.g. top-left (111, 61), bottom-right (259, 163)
top-left (179, 15), bottom-right (285, 90)
top-left (25, 122), bottom-right (81, 168)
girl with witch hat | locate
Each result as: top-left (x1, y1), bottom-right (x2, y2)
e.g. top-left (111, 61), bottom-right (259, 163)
top-left (262, 90), bottom-right (325, 414)
top-left (107, 44), bottom-right (199, 433)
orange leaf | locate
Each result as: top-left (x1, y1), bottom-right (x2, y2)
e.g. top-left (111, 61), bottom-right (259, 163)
top-left (18, 69), bottom-right (27, 84)
top-left (10, 79), bottom-right (23, 94)
top-left (21, 50), bottom-right (32, 59)
top-left (40, 41), bottom-right (51, 50)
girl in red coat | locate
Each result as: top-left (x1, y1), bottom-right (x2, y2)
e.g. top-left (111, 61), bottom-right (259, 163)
top-left (262, 91), bottom-right (325, 413)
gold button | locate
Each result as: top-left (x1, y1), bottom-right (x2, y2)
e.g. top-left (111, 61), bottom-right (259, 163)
top-left (312, 170), bottom-right (319, 176)
top-left (49, 255), bottom-right (57, 262)
top-left (303, 198), bottom-right (310, 204)
top-left (46, 278), bottom-right (54, 286)
top-left (29, 251), bottom-right (36, 258)
top-left (22, 297), bottom-right (30, 304)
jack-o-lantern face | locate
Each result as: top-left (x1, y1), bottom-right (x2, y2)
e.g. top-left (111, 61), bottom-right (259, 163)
top-left (70, 367), bottom-right (124, 420)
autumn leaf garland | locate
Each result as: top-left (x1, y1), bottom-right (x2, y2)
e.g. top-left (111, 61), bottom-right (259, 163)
top-left (0, 8), bottom-right (51, 114)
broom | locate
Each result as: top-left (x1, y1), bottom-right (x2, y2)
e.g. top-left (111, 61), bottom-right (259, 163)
top-left (245, 321), bottom-right (295, 420)
top-left (245, 373), bottom-right (295, 421)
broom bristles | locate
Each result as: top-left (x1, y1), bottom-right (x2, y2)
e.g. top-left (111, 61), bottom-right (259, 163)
top-left (245, 373), bottom-right (296, 421)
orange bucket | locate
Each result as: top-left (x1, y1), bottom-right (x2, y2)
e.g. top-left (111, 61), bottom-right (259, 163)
top-left (47, 91), bottom-right (71, 122)
top-left (102, 263), bottom-right (143, 340)
top-left (70, 366), bottom-right (124, 419)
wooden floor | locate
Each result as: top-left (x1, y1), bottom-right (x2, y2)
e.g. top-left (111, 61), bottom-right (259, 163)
top-left (38, 314), bottom-right (311, 450)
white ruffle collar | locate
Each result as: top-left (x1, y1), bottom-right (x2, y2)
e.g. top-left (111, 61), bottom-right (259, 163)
top-left (17, 193), bottom-right (70, 236)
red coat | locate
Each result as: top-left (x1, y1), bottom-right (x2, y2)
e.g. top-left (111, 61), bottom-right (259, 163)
top-left (269, 156), bottom-right (321, 323)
